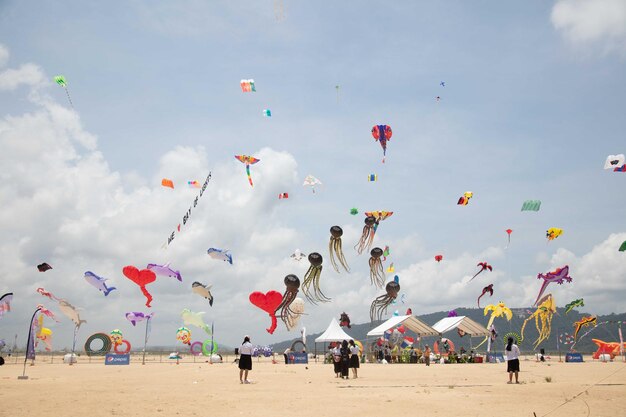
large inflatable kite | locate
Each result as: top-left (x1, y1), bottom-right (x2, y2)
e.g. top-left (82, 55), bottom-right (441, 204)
top-left (123, 266), bottom-right (157, 307)
top-left (249, 290), bottom-right (283, 334)
top-left (534, 265), bottom-right (572, 306)
top-left (84, 271), bottom-right (117, 296)
top-left (371, 124), bottom-right (392, 163)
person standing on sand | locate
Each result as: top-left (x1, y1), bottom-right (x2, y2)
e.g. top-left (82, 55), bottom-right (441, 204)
top-left (349, 340), bottom-right (360, 379)
top-left (340, 340), bottom-right (350, 379)
top-left (332, 343), bottom-right (342, 377)
top-left (423, 345), bottom-right (431, 366)
top-left (239, 335), bottom-right (253, 384)
top-left (505, 336), bottom-right (520, 384)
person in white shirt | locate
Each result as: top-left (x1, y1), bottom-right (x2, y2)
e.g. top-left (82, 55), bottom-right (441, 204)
top-left (239, 336), bottom-right (253, 384)
top-left (505, 336), bottom-right (521, 384)
top-left (332, 343), bottom-right (342, 378)
top-left (348, 340), bottom-right (360, 379)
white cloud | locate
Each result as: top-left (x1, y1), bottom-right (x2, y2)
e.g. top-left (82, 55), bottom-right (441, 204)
top-left (0, 44), bottom-right (9, 68)
top-left (0, 63), bottom-right (46, 91)
top-left (551, 0), bottom-right (626, 54)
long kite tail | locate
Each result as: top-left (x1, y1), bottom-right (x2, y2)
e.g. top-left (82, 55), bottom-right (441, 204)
top-left (140, 286), bottom-right (153, 308)
top-left (267, 313), bottom-right (277, 334)
top-left (477, 293), bottom-right (484, 308)
top-left (469, 270), bottom-right (482, 282)
top-left (246, 164), bottom-right (253, 187)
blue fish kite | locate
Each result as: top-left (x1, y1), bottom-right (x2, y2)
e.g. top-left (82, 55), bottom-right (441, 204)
top-left (84, 271), bottom-right (117, 296)
top-left (207, 248), bottom-right (233, 265)
top-left (125, 311), bottom-right (154, 326)
top-left (146, 262), bottom-right (182, 282)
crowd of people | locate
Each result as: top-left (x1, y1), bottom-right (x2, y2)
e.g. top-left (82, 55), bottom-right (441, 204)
top-left (329, 340), bottom-right (360, 379)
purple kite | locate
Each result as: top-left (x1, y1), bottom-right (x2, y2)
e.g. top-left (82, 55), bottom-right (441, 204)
top-left (125, 312), bottom-right (155, 326)
top-left (534, 265), bottom-right (572, 306)
top-left (146, 263), bottom-right (182, 282)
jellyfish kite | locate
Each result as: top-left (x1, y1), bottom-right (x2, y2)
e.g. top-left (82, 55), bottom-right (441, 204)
top-left (371, 124), bottom-right (392, 163)
top-left (329, 226), bottom-right (350, 273)
top-left (234, 155), bottom-right (260, 187)
top-left (301, 253), bottom-right (329, 304)
top-left (370, 281), bottom-right (400, 322)
top-left (355, 211), bottom-right (393, 255)
top-left (275, 274), bottom-right (301, 329)
top-left (369, 247), bottom-right (385, 288)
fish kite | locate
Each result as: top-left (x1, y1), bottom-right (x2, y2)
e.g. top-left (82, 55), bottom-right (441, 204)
top-left (435, 254), bottom-right (443, 263)
top-left (371, 124), bottom-right (392, 163)
top-left (534, 265), bottom-right (572, 306)
top-left (191, 282), bottom-right (214, 306)
top-left (249, 290), bottom-right (283, 334)
top-left (84, 271), bottom-right (117, 296)
top-left (477, 284), bottom-right (494, 308)
top-left (457, 191), bottom-right (473, 206)
top-left (37, 263), bottom-right (52, 272)
top-left (57, 299), bottom-right (87, 328)
top-left (240, 79), bottom-right (256, 92)
top-left (207, 248), bottom-right (233, 265)
top-left (573, 316), bottom-right (597, 340)
top-left (53, 75), bottom-right (74, 108)
top-left (161, 179), bottom-right (174, 189)
top-left (604, 154), bottom-right (625, 170)
top-left (290, 249), bottom-right (306, 261)
top-left (564, 298), bottom-right (584, 314)
top-left (302, 175), bottom-right (322, 193)
top-left (36, 304), bottom-right (60, 322)
top-left (122, 266), bottom-right (157, 307)
top-left (0, 293), bottom-right (13, 318)
top-left (546, 227), bottom-right (563, 241)
top-left (125, 312), bottom-right (154, 326)
top-left (521, 200), bottom-right (541, 211)
top-left (181, 309), bottom-right (212, 335)
top-left (147, 263), bottom-right (182, 282)
top-left (470, 262), bottom-right (492, 282)
top-left (234, 155), bottom-right (260, 187)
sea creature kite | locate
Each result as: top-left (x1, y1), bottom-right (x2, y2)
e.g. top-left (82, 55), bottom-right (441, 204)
top-left (249, 290), bottom-right (283, 334)
top-left (546, 227), bottom-right (563, 241)
top-left (191, 282), bottom-right (214, 306)
top-left (207, 248), bottom-right (233, 265)
top-left (284, 298), bottom-right (305, 331)
top-left (301, 253), bottom-right (328, 304)
top-left (122, 265), bottom-right (157, 307)
top-left (355, 211), bottom-right (393, 254)
top-left (125, 312), bottom-right (154, 326)
top-left (573, 316), bottom-right (597, 340)
top-left (339, 312), bottom-right (351, 328)
top-left (37, 263), bottom-right (52, 272)
top-left (371, 124), bottom-right (392, 163)
top-left (303, 175), bottom-right (322, 193)
top-left (53, 75), bottom-right (73, 108)
top-left (369, 247), bottom-right (385, 288)
top-left (370, 281), bottom-right (400, 322)
top-left (477, 284), bottom-right (494, 308)
top-left (57, 299), bottom-right (87, 328)
top-left (520, 294), bottom-right (556, 349)
top-left (290, 249), bottom-right (306, 261)
top-left (521, 200), bottom-right (541, 211)
top-left (161, 178), bottom-right (174, 189)
top-left (36, 304), bottom-right (60, 322)
top-left (84, 271), bottom-right (117, 296)
top-left (181, 309), bottom-right (212, 335)
top-left (534, 265), bottom-right (572, 306)
top-left (457, 191), bottom-right (473, 206)
top-left (604, 154), bottom-right (625, 170)
top-left (564, 298), bottom-right (584, 314)
top-left (470, 262), bottom-right (492, 282)
top-left (147, 263), bottom-right (182, 282)
top-left (275, 274), bottom-right (301, 329)
top-left (0, 293), bottom-right (13, 318)
top-left (240, 79), bottom-right (256, 92)
top-left (329, 226), bottom-right (350, 273)
top-left (234, 155), bottom-right (260, 187)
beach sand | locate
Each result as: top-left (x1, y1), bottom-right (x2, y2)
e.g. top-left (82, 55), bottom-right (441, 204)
top-left (1, 355), bottom-right (625, 417)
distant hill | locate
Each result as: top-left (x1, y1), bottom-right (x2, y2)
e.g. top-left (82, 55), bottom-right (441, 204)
top-left (270, 309), bottom-right (626, 355)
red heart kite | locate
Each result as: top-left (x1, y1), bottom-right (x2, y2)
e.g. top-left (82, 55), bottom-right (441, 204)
top-left (249, 290), bottom-right (283, 334)
top-left (123, 266), bottom-right (157, 307)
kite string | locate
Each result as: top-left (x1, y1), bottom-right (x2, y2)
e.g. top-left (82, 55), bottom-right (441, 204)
top-left (539, 363), bottom-right (626, 417)
top-left (64, 87), bottom-right (74, 109)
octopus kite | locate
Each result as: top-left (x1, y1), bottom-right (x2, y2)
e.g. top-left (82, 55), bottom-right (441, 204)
top-left (371, 124), bottom-right (392, 163)
top-left (470, 262), bottom-right (492, 282)
top-left (477, 284), bottom-right (494, 308)
top-left (520, 294), bottom-right (556, 349)
top-left (275, 274), bottom-right (301, 329)
top-left (328, 226), bottom-right (350, 273)
top-left (369, 247), bottom-right (385, 288)
top-left (355, 211), bottom-right (393, 254)
top-left (370, 281), bottom-right (400, 322)
top-left (301, 253), bottom-right (329, 304)
top-left (573, 316), bottom-right (597, 340)
top-left (534, 265), bottom-right (572, 306)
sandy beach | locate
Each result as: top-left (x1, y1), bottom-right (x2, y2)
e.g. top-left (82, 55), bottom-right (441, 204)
top-left (2, 355), bottom-right (625, 417)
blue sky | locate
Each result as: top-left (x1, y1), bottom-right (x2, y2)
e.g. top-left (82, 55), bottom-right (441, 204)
top-left (0, 0), bottom-right (625, 349)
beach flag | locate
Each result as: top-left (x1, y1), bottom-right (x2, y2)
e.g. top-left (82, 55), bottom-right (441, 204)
top-left (279, 193), bottom-right (289, 199)
top-left (26, 309), bottom-right (42, 360)
top-left (161, 178), bottom-right (174, 189)
top-left (368, 174), bottom-right (377, 182)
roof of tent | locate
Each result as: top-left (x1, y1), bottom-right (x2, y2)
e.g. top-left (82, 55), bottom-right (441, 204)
top-left (366, 315), bottom-right (439, 337)
top-left (314, 318), bottom-right (354, 342)
top-left (431, 316), bottom-right (490, 337)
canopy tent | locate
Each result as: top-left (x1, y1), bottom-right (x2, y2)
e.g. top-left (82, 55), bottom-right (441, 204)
top-left (315, 318), bottom-right (354, 342)
top-left (431, 316), bottom-right (489, 337)
top-left (366, 315), bottom-right (439, 337)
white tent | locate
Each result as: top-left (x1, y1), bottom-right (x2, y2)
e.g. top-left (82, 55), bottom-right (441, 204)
top-left (366, 315), bottom-right (439, 337)
top-left (315, 318), bottom-right (354, 342)
top-left (431, 316), bottom-right (489, 337)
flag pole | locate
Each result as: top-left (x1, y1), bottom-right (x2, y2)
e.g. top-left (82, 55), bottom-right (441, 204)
top-left (142, 317), bottom-right (150, 365)
top-left (19, 308), bottom-right (41, 380)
